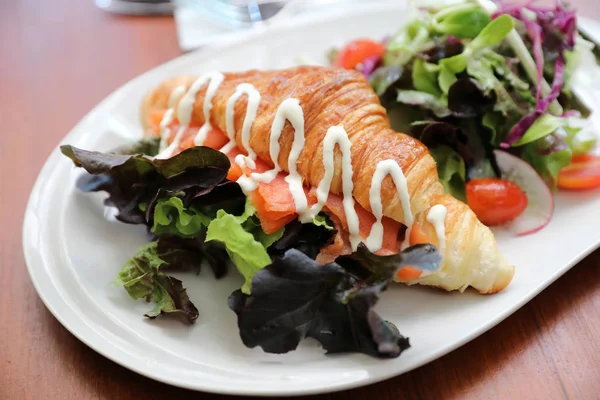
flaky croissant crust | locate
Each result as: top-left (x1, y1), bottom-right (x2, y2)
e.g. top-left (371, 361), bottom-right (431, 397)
top-left (141, 66), bottom-right (514, 294)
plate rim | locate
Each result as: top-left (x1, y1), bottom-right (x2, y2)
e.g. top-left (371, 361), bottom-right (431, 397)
top-left (22, 4), bottom-right (600, 396)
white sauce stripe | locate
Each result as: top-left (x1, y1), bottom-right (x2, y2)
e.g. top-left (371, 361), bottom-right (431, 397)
top-left (426, 204), bottom-right (447, 259)
top-left (304, 126), bottom-right (361, 249)
top-left (223, 83), bottom-right (261, 158)
top-left (156, 126), bottom-right (186, 159)
top-left (250, 98), bottom-right (308, 216)
top-left (157, 85), bottom-right (186, 155)
top-left (157, 73), bottom-right (225, 159)
top-left (168, 85), bottom-right (187, 108)
top-left (366, 160), bottom-right (413, 252)
top-left (234, 154), bottom-right (258, 193)
top-left (192, 72), bottom-right (225, 146)
top-left (158, 108), bottom-right (176, 152)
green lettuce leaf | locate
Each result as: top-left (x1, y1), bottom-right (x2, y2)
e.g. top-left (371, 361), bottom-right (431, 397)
top-left (205, 199), bottom-right (278, 294)
top-left (385, 17), bottom-right (435, 67)
top-left (512, 114), bottom-right (567, 147)
top-left (312, 213), bottom-right (335, 231)
top-left (152, 196), bottom-right (211, 237)
top-left (429, 146), bottom-right (467, 202)
top-left (441, 15), bottom-right (514, 74)
top-left (433, 7), bottom-right (490, 39)
top-left (396, 90), bottom-right (451, 118)
top-left (438, 65), bottom-right (457, 95)
top-left (412, 58), bottom-right (441, 97)
top-left (114, 241), bottom-right (199, 324)
top-left (522, 144), bottom-right (572, 186)
top-left (466, 58), bottom-right (513, 115)
top-left (254, 228), bottom-right (284, 249)
top-left (369, 65), bottom-right (406, 97)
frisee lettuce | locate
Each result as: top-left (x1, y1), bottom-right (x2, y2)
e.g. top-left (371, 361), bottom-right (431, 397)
top-left (152, 196), bottom-right (211, 237)
top-left (429, 146), bottom-right (467, 202)
top-left (114, 241), bottom-right (199, 324)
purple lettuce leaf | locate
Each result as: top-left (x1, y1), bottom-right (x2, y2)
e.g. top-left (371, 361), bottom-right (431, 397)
top-left (61, 144), bottom-right (231, 225)
top-left (229, 244), bottom-right (441, 358)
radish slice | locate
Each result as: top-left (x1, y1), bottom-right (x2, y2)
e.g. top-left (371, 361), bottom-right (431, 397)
top-left (493, 150), bottom-right (554, 236)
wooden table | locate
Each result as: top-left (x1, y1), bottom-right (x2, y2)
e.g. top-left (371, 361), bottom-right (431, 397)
top-left (2, 1), bottom-right (599, 399)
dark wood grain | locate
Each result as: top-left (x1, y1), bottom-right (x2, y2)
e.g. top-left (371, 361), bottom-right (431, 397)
top-left (1, 1), bottom-right (599, 399)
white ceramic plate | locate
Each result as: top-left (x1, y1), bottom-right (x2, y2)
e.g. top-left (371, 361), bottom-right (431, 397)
top-left (23, 4), bottom-right (600, 396)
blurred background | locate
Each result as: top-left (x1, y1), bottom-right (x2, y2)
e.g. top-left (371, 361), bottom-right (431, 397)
top-left (92, 0), bottom-right (600, 51)
top-left (95, 0), bottom-right (410, 50)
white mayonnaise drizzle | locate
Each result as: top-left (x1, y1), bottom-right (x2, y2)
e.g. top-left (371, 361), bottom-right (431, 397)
top-left (157, 85), bottom-right (186, 155)
top-left (250, 98), bottom-right (308, 217)
top-left (303, 126), bottom-right (361, 249)
top-left (168, 86), bottom-right (187, 107)
top-left (234, 154), bottom-right (258, 193)
top-left (156, 72), bottom-right (224, 159)
top-left (222, 83), bottom-right (261, 156)
top-left (426, 204), bottom-right (447, 258)
top-left (188, 72), bottom-right (225, 146)
top-left (366, 160), bottom-right (413, 252)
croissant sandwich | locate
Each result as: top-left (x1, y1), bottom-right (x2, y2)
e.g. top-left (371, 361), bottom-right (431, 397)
top-left (138, 66), bottom-right (514, 294)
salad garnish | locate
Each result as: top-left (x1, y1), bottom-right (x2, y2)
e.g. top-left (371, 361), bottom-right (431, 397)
top-left (332, 0), bottom-right (600, 231)
top-left (61, 141), bottom-right (442, 358)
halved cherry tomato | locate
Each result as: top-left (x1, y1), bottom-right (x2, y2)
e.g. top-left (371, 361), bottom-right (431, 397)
top-left (466, 178), bottom-right (528, 226)
top-left (558, 154), bottom-right (600, 190)
top-left (335, 39), bottom-right (386, 70)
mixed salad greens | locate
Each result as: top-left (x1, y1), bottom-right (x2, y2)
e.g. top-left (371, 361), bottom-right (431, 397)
top-left (331, 0), bottom-right (600, 233)
top-left (61, 139), bottom-right (441, 358)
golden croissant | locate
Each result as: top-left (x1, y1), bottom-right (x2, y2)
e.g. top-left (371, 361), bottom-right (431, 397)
top-left (140, 66), bottom-right (514, 294)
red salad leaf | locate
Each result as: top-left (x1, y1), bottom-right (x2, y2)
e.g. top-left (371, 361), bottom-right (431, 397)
top-left (229, 244), bottom-right (441, 358)
top-left (61, 144), bottom-right (231, 224)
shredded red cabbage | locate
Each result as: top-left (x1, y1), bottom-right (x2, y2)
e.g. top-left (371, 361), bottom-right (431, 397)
top-left (491, 0), bottom-right (534, 18)
top-left (537, 55), bottom-right (565, 113)
top-left (500, 112), bottom-right (541, 149)
top-left (523, 16), bottom-right (544, 104)
top-left (495, 0), bottom-right (577, 147)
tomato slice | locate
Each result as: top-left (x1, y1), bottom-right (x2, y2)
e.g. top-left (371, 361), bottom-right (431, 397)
top-left (335, 39), bottom-right (386, 70)
top-left (558, 154), bottom-right (600, 190)
top-left (466, 178), bottom-right (528, 226)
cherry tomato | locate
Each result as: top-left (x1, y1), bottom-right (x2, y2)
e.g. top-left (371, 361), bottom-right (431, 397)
top-left (335, 39), bottom-right (386, 70)
top-left (466, 178), bottom-right (528, 226)
top-left (558, 154), bottom-right (600, 190)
